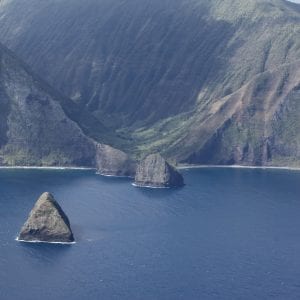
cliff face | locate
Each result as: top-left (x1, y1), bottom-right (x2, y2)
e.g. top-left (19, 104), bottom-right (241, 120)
top-left (0, 0), bottom-right (300, 166)
top-left (0, 44), bottom-right (132, 172)
top-left (0, 0), bottom-right (225, 127)
top-left (134, 154), bottom-right (184, 188)
top-left (171, 61), bottom-right (300, 167)
top-left (0, 45), bottom-right (97, 166)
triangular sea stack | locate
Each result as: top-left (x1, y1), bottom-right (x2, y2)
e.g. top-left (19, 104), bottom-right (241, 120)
top-left (18, 192), bottom-right (74, 243)
top-left (134, 153), bottom-right (184, 188)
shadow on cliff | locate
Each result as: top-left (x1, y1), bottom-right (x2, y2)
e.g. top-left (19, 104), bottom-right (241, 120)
top-left (0, 0), bottom-right (243, 131)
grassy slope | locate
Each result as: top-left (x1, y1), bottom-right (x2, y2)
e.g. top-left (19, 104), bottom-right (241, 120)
top-left (123, 0), bottom-right (300, 165)
top-left (0, 0), bottom-right (299, 166)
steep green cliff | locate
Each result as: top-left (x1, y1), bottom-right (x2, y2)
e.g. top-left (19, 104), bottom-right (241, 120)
top-left (0, 0), bottom-right (300, 166)
top-left (0, 44), bottom-right (96, 166)
top-left (0, 43), bottom-right (133, 172)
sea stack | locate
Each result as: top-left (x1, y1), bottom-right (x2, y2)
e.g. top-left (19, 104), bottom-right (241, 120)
top-left (18, 192), bottom-right (75, 243)
top-left (95, 144), bottom-right (136, 177)
top-left (134, 153), bottom-right (184, 188)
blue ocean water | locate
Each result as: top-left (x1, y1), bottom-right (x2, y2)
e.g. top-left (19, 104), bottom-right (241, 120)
top-left (1, 168), bottom-right (300, 300)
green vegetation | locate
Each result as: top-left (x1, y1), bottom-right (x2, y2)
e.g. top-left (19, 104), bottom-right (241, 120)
top-left (0, 0), bottom-right (300, 166)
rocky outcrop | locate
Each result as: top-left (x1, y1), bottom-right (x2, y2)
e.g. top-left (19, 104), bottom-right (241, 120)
top-left (95, 144), bottom-right (136, 177)
top-left (18, 192), bottom-right (75, 243)
top-left (134, 153), bottom-right (184, 188)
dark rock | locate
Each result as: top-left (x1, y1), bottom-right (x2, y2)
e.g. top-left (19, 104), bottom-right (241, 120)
top-left (18, 192), bottom-right (74, 243)
top-left (134, 153), bottom-right (184, 188)
top-left (95, 143), bottom-right (136, 177)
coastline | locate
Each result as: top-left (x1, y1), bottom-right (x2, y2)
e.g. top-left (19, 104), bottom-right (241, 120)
top-left (1, 164), bottom-right (300, 172)
top-left (178, 164), bottom-right (300, 172)
top-left (0, 166), bottom-right (95, 170)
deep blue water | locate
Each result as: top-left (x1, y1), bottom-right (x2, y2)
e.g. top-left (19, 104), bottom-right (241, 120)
top-left (1, 168), bottom-right (300, 300)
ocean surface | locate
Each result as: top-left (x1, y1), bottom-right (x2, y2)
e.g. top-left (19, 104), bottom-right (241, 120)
top-left (1, 168), bottom-right (300, 300)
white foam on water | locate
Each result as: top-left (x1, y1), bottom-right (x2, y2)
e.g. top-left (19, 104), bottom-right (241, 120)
top-left (15, 237), bottom-right (76, 245)
top-left (178, 164), bottom-right (300, 172)
top-left (131, 183), bottom-right (170, 189)
top-left (0, 166), bottom-right (94, 170)
top-left (96, 172), bottom-right (133, 179)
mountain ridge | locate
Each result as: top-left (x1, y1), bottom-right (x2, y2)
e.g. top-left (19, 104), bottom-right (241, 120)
top-left (0, 0), bottom-right (299, 166)
top-left (0, 41), bottom-right (135, 173)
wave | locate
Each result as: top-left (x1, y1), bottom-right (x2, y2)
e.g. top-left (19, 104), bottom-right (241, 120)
top-left (0, 166), bottom-right (94, 170)
top-left (96, 172), bottom-right (133, 179)
top-left (15, 237), bottom-right (76, 245)
top-left (178, 164), bottom-right (300, 172)
top-left (132, 183), bottom-right (170, 189)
